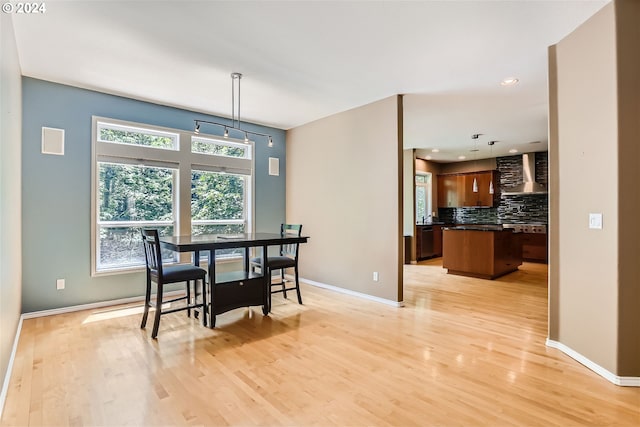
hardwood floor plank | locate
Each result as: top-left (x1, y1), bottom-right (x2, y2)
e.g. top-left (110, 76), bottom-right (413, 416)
top-left (1, 261), bottom-right (639, 426)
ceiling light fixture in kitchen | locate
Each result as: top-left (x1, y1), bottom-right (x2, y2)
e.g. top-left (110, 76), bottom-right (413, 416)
top-left (194, 72), bottom-right (274, 147)
top-left (471, 134), bottom-right (482, 193)
top-left (500, 77), bottom-right (519, 86)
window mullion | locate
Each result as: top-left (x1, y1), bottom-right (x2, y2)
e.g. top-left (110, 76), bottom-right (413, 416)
top-left (176, 131), bottom-right (192, 263)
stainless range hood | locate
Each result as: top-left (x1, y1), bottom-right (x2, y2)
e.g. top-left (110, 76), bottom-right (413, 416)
top-left (502, 153), bottom-right (547, 195)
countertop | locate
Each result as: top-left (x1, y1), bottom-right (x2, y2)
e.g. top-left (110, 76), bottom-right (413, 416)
top-left (445, 225), bottom-right (512, 232)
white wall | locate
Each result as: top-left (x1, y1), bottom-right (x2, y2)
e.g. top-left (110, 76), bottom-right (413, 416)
top-left (286, 96), bottom-right (402, 302)
top-left (0, 13), bottom-right (23, 411)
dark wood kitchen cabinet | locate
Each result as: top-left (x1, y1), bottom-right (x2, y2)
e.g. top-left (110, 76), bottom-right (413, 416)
top-left (433, 225), bottom-right (443, 256)
top-left (461, 171), bottom-right (499, 207)
top-left (437, 175), bottom-right (462, 208)
top-left (437, 171), bottom-right (499, 208)
top-left (521, 233), bottom-right (548, 262)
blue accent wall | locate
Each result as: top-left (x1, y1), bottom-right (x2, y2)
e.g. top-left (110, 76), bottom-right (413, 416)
top-left (21, 77), bottom-right (286, 313)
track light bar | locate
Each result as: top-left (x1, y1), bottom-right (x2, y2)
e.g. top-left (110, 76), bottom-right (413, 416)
top-left (194, 119), bottom-right (274, 147)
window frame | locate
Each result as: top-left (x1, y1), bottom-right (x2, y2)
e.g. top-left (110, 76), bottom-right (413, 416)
top-left (91, 116), bottom-right (255, 276)
top-left (415, 172), bottom-right (432, 222)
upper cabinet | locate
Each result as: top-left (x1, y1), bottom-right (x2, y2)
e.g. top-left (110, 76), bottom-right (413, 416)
top-left (437, 174), bottom-right (461, 208)
top-left (437, 171), bottom-right (499, 208)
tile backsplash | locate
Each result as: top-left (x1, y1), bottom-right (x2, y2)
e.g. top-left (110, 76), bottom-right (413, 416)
top-left (438, 152), bottom-right (548, 225)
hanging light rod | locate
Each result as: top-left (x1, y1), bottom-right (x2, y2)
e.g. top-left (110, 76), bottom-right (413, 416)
top-left (193, 119), bottom-right (273, 147)
top-left (193, 72), bottom-right (274, 147)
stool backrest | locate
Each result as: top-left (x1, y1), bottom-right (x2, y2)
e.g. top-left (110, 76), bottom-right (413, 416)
top-left (280, 224), bottom-right (302, 259)
top-left (141, 228), bottom-right (163, 277)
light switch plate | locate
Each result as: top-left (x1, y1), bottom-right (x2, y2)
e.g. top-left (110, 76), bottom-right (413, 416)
top-left (589, 213), bottom-right (603, 229)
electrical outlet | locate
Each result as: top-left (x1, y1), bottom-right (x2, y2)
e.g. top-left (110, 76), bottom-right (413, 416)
top-left (56, 279), bottom-right (65, 290)
top-left (373, 272), bottom-right (379, 282)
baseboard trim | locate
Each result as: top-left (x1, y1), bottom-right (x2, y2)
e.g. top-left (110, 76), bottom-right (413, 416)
top-left (21, 290), bottom-right (184, 319)
top-left (0, 315), bottom-right (24, 419)
top-left (546, 338), bottom-right (640, 387)
top-left (298, 276), bottom-right (404, 307)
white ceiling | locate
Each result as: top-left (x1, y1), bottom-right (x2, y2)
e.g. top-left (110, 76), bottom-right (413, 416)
top-left (11, 0), bottom-right (608, 162)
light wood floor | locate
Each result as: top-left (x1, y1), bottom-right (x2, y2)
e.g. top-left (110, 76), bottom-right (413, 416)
top-left (2, 260), bottom-right (639, 426)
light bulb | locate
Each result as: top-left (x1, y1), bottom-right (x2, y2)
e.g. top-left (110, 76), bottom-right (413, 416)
top-left (223, 127), bottom-right (229, 138)
top-left (268, 136), bottom-right (273, 147)
top-left (473, 177), bottom-right (478, 193)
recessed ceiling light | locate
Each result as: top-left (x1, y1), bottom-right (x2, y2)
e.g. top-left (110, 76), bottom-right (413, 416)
top-left (431, 148), bottom-right (439, 153)
top-left (458, 155), bottom-right (466, 160)
top-left (500, 77), bottom-right (519, 86)
top-left (425, 155), bottom-right (432, 160)
top-left (509, 149), bottom-right (518, 153)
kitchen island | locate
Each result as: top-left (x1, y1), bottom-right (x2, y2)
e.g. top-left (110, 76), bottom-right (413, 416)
top-left (442, 226), bottom-right (522, 279)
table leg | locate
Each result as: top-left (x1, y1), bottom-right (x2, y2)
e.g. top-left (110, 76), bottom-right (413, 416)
top-left (192, 250), bottom-right (208, 327)
top-left (262, 244), bottom-right (270, 315)
top-left (208, 249), bottom-right (216, 328)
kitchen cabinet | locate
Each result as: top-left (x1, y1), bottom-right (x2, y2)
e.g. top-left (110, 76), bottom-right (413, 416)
top-left (521, 233), bottom-right (548, 262)
top-left (437, 171), bottom-right (499, 208)
top-left (433, 225), bottom-right (443, 256)
top-left (437, 175), bottom-right (461, 208)
top-left (461, 171), bottom-right (498, 207)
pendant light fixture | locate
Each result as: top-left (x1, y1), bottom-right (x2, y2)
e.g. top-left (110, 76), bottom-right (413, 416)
top-left (488, 140), bottom-right (497, 194)
top-left (194, 72), bottom-right (274, 147)
top-left (471, 134), bottom-right (481, 193)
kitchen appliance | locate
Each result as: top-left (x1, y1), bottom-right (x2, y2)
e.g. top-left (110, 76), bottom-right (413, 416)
top-left (418, 226), bottom-right (435, 259)
top-left (503, 223), bottom-right (547, 262)
top-left (502, 223), bottom-right (547, 234)
top-left (501, 153), bottom-right (547, 195)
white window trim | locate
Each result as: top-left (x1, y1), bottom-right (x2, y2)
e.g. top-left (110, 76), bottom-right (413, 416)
top-left (415, 171), bottom-right (432, 221)
top-left (91, 116), bottom-right (255, 276)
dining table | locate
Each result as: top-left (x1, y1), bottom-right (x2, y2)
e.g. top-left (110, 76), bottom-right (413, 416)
top-left (159, 232), bottom-right (309, 327)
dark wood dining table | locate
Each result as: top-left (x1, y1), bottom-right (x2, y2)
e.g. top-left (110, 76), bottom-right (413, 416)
top-left (159, 233), bottom-right (309, 327)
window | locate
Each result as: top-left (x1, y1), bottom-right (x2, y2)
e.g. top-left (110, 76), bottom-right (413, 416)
top-left (97, 122), bottom-right (178, 150)
top-left (97, 163), bottom-right (176, 269)
top-left (191, 137), bottom-right (250, 159)
top-left (92, 117), bottom-right (254, 275)
top-left (191, 170), bottom-right (247, 235)
top-left (415, 173), bottom-right (432, 222)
